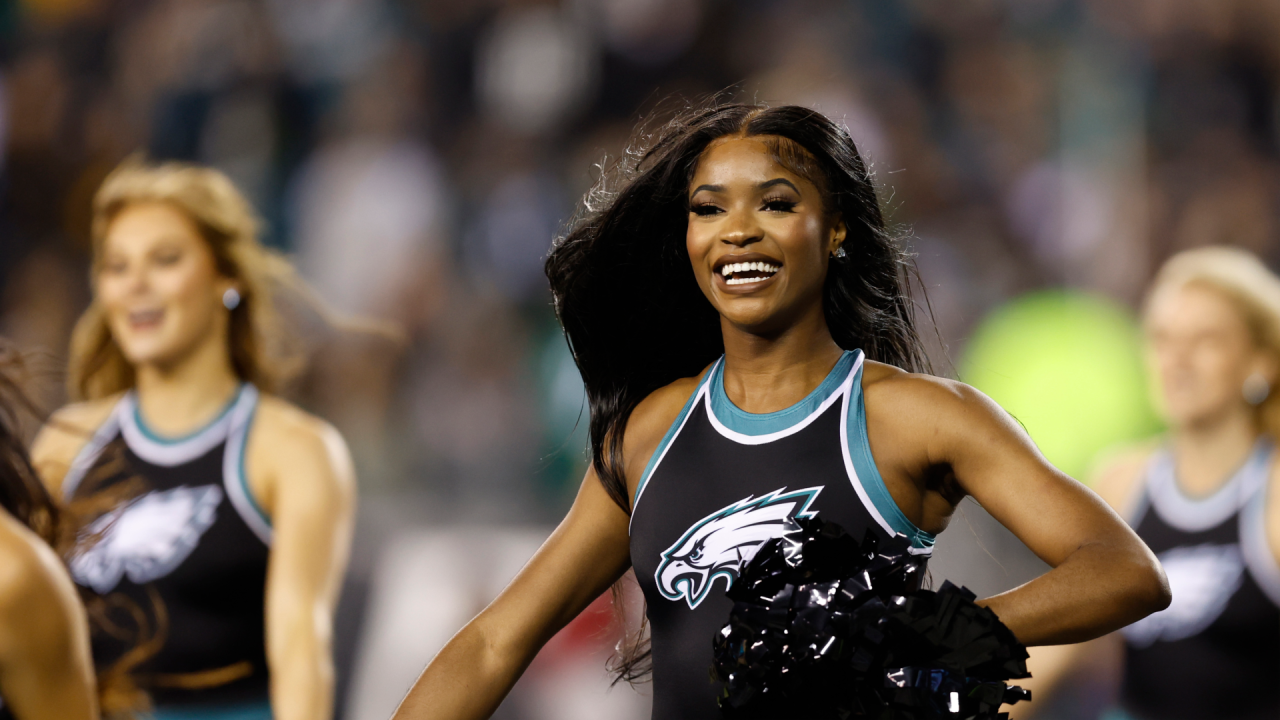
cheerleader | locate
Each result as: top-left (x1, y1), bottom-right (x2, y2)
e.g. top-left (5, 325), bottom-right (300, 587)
top-left (392, 103), bottom-right (1169, 720)
top-left (1029, 247), bottom-right (1280, 720)
top-left (32, 160), bottom-right (355, 720)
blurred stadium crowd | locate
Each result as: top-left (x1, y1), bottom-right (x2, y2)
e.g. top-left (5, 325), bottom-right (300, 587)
top-left (2, 0), bottom-right (1280, 717)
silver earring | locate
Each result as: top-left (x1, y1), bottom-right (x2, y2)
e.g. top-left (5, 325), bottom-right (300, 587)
top-left (832, 246), bottom-right (847, 259)
top-left (1244, 372), bottom-right (1271, 406)
top-left (222, 288), bottom-right (241, 311)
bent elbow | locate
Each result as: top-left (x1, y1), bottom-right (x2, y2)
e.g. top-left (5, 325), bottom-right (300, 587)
top-left (1130, 557), bottom-right (1171, 618)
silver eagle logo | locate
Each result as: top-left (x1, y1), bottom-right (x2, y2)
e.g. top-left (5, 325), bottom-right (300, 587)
top-left (655, 486), bottom-right (822, 609)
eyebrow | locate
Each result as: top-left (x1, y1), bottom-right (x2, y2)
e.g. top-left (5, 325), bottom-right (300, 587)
top-left (690, 178), bottom-right (802, 196)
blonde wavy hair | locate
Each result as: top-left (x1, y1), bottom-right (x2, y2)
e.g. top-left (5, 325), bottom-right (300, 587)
top-left (69, 158), bottom-right (305, 401)
top-left (1145, 245), bottom-right (1280, 437)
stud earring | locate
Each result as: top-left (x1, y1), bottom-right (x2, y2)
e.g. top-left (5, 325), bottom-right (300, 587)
top-left (1244, 372), bottom-right (1271, 406)
top-left (832, 246), bottom-right (847, 259)
top-left (222, 288), bottom-right (241, 311)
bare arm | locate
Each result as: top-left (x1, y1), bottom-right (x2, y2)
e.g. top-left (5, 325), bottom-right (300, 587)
top-left (946, 389), bottom-right (1166, 643)
top-left (868, 371), bottom-right (1169, 646)
top-left (391, 467), bottom-right (633, 720)
top-left (0, 519), bottom-right (98, 720)
top-left (259, 413), bottom-right (356, 720)
top-left (1019, 445), bottom-right (1153, 707)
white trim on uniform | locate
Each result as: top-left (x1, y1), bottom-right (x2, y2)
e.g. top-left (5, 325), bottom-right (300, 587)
top-left (1240, 474), bottom-right (1280, 606)
top-left (222, 385), bottom-right (272, 545)
top-left (835, 358), bottom-right (931, 557)
top-left (60, 406), bottom-right (123, 498)
top-left (118, 390), bottom-right (244, 467)
top-left (1145, 447), bottom-right (1268, 533)
top-left (702, 353), bottom-right (860, 446)
top-left (630, 376), bottom-right (714, 532)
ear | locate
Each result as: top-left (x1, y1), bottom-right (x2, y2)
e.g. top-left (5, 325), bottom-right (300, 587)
top-left (1252, 351), bottom-right (1280, 385)
top-left (829, 217), bottom-right (848, 255)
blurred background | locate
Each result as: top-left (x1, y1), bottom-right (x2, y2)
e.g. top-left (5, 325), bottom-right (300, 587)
top-left (1, 0), bottom-right (1277, 717)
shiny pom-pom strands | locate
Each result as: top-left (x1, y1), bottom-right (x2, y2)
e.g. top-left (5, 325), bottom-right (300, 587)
top-left (710, 517), bottom-right (1031, 719)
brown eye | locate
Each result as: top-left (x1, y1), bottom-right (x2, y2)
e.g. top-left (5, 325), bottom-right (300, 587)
top-left (692, 203), bottom-right (722, 217)
top-left (154, 250), bottom-right (183, 266)
top-left (762, 199), bottom-right (798, 212)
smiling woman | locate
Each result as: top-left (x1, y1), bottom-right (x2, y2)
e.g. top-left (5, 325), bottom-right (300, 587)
top-left (30, 159), bottom-right (355, 720)
top-left (389, 103), bottom-right (1170, 720)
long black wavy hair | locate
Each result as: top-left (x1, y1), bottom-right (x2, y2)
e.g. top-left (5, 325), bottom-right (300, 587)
top-left (548, 103), bottom-right (931, 516)
top-left (0, 345), bottom-right (63, 546)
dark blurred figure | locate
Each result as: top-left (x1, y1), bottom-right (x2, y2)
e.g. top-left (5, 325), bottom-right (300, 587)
top-left (0, 344), bottom-right (97, 720)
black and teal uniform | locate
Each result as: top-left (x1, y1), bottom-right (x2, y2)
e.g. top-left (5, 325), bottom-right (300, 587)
top-left (1114, 439), bottom-right (1280, 720)
top-left (629, 350), bottom-right (935, 720)
top-left (64, 385), bottom-right (272, 720)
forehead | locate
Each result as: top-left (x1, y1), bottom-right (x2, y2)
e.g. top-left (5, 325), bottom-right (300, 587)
top-left (1148, 283), bottom-right (1248, 334)
top-left (104, 201), bottom-right (203, 250)
top-left (690, 135), bottom-right (813, 190)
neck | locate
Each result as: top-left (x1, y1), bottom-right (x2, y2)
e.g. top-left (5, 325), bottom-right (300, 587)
top-left (1171, 404), bottom-right (1261, 497)
top-left (133, 332), bottom-right (241, 437)
top-left (719, 304), bottom-right (845, 414)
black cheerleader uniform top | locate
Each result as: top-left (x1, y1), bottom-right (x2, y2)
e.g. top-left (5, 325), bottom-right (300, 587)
top-left (62, 385), bottom-right (272, 710)
top-left (629, 350), bottom-right (934, 720)
top-left (1120, 439), bottom-right (1280, 720)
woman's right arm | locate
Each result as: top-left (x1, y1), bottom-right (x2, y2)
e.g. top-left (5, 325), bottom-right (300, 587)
top-left (0, 520), bottom-right (98, 720)
top-left (390, 466), bottom-right (633, 720)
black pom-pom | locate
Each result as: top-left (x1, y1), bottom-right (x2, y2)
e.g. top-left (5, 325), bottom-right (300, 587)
top-left (711, 516), bottom-right (1031, 719)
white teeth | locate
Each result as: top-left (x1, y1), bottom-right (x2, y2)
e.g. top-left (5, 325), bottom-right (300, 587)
top-left (719, 261), bottom-right (780, 277)
top-left (725, 276), bottom-right (769, 286)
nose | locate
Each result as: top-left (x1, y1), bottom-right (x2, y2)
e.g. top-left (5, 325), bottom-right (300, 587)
top-left (121, 261), bottom-right (151, 296)
top-left (719, 204), bottom-right (763, 248)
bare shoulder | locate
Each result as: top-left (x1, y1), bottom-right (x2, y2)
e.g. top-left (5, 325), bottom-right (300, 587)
top-left (621, 365), bottom-right (714, 498)
top-left (860, 361), bottom-right (999, 428)
top-left (31, 395), bottom-right (121, 497)
top-left (0, 513), bottom-right (82, 655)
top-left (251, 395), bottom-right (353, 481)
top-left (1089, 441), bottom-right (1159, 514)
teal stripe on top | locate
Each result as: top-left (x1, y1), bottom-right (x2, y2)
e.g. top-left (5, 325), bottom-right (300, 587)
top-left (152, 700), bottom-right (271, 720)
top-left (633, 369), bottom-right (713, 508)
top-left (708, 351), bottom-right (857, 436)
top-left (633, 351), bottom-right (936, 551)
top-left (848, 360), bottom-right (935, 550)
top-left (133, 384), bottom-right (245, 444)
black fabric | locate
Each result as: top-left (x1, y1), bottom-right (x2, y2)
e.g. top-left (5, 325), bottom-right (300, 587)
top-left (71, 435), bottom-right (270, 708)
top-left (630, 395), bottom-right (919, 720)
top-left (1121, 484), bottom-right (1280, 720)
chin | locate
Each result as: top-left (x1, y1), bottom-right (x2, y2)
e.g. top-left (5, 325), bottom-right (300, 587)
top-left (116, 335), bottom-right (188, 368)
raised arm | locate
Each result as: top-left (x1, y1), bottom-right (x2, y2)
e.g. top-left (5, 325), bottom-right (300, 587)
top-left (868, 371), bottom-right (1170, 646)
top-left (256, 407), bottom-right (356, 720)
top-left (391, 467), bottom-right (633, 720)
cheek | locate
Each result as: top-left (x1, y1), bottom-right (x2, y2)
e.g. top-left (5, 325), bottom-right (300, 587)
top-left (158, 261), bottom-right (219, 313)
top-left (776, 216), bottom-right (828, 274)
top-left (686, 222), bottom-right (713, 263)
top-left (96, 274), bottom-right (129, 308)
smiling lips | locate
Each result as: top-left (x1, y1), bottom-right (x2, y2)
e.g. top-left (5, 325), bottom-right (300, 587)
top-left (720, 261), bottom-right (780, 286)
top-left (128, 308), bottom-right (164, 329)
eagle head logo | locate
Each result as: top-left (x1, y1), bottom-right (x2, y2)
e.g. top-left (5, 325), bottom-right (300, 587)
top-left (655, 486), bottom-right (822, 609)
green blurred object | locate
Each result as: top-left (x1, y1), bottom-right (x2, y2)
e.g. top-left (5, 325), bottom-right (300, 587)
top-left (959, 291), bottom-right (1160, 484)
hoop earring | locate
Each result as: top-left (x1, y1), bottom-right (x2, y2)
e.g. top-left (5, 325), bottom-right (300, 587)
top-left (832, 246), bottom-right (847, 259)
top-left (1243, 372), bottom-right (1271, 406)
top-left (222, 288), bottom-right (241, 311)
